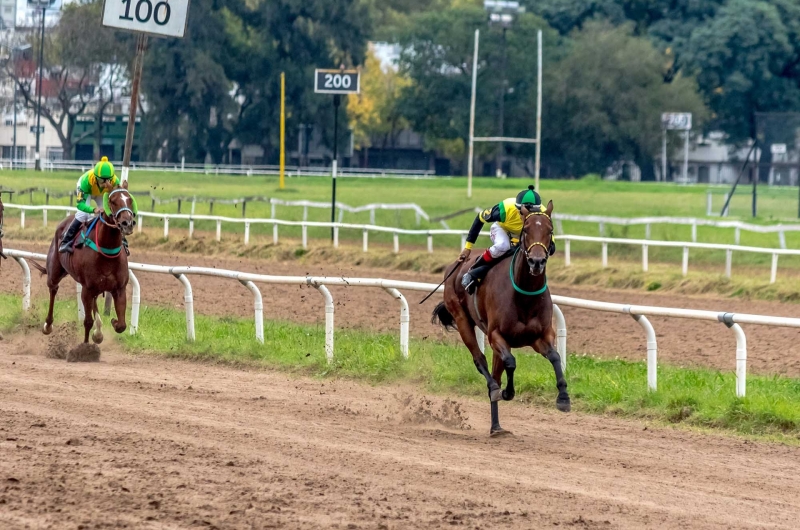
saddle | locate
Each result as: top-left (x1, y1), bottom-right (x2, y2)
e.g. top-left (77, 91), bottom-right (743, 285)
top-left (73, 217), bottom-right (124, 256)
top-left (465, 247), bottom-right (515, 295)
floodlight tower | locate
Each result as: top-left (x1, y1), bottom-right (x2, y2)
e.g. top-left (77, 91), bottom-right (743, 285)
top-left (484, 0), bottom-right (524, 177)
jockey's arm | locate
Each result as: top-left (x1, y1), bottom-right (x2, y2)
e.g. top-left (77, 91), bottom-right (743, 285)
top-left (75, 190), bottom-right (94, 214)
top-left (459, 205), bottom-right (502, 261)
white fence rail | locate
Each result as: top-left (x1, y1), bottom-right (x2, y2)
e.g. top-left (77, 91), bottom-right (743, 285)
top-left (5, 203), bottom-right (799, 281)
top-left (7, 247), bottom-right (800, 398)
top-left (0, 158), bottom-right (436, 179)
top-left (560, 235), bottom-right (800, 283)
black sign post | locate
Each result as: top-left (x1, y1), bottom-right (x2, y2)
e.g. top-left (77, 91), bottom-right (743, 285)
top-left (314, 68), bottom-right (360, 240)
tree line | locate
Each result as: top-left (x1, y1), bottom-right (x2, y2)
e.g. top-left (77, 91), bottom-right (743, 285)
top-left (6, 0), bottom-right (800, 177)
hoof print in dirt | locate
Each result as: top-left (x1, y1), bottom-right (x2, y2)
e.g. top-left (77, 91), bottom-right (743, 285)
top-left (67, 343), bottom-right (101, 363)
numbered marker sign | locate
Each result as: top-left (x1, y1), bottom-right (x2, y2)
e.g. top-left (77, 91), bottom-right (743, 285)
top-left (661, 112), bottom-right (692, 131)
top-left (102, 0), bottom-right (190, 38)
top-left (314, 69), bottom-right (360, 94)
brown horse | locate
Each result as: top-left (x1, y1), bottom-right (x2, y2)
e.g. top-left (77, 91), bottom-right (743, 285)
top-left (30, 186), bottom-right (137, 344)
top-left (432, 200), bottom-right (569, 435)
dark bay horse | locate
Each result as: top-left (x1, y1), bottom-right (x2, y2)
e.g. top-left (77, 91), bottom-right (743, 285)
top-left (30, 186), bottom-right (137, 344)
top-left (432, 200), bottom-right (569, 435)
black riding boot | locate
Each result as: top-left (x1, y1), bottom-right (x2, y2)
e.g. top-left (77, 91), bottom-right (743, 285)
top-left (59, 219), bottom-right (83, 254)
top-left (461, 255), bottom-right (493, 294)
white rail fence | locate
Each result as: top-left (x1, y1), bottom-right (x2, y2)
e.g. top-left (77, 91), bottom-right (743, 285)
top-left (0, 158), bottom-right (436, 179)
top-left (5, 203), bottom-right (799, 282)
top-left (7, 248), bottom-right (800, 398)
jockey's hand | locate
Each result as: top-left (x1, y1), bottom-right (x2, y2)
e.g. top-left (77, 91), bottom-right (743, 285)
top-left (94, 207), bottom-right (104, 215)
top-left (458, 248), bottom-right (471, 262)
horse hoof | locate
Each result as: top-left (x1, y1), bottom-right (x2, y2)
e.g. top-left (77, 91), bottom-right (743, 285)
top-left (42, 323), bottom-right (52, 335)
top-left (556, 398), bottom-right (571, 413)
top-left (92, 332), bottom-right (104, 345)
top-left (489, 388), bottom-right (503, 402)
top-left (502, 390), bottom-right (515, 401)
top-left (490, 428), bottom-right (512, 438)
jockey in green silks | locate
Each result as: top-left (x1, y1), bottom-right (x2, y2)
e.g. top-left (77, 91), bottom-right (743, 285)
top-left (59, 156), bottom-right (126, 254)
top-left (458, 185), bottom-right (556, 293)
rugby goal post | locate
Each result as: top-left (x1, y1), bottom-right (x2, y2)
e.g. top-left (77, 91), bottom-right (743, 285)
top-left (467, 29), bottom-right (542, 198)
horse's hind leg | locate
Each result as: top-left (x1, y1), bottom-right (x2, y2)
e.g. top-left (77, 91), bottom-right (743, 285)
top-left (43, 286), bottom-right (57, 335)
top-left (452, 312), bottom-right (501, 402)
top-left (489, 331), bottom-right (516, 401)
top-left (103, 292), bottom-right (113, 316)
top-left (535, 337), bottom-right (570, 412)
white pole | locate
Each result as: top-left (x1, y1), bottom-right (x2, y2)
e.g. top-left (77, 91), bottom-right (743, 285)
top-left (564, 239), bottom-right (571, 266)
top-left (244, 222), bottom-right (250, 245)
top-left (552, 304), bottom-right (567, 371)
top-left (633, 314), bottom-right (657, 392)
top-left (682, 130), bottom-right (689, 183)
top-left (662, 128), bottom-right (667, 182)
top-left (384, 287), bottom-right (409, 359)
top-left (216, 220), bottom-right (222, 241)
top-left (732, 323), bottom-right (747, 398)
top-left (534, 29), bottom-right (542, 191)
top-left (128, 270), bottom-right (140, 335)
top-left (302, 224), bottom-right (308, 249)
top-left (241, 280), bottom-right (263, 344)
top-left (393, 233), bottom-right (399, 253)
top-left (642, 244), bottom-right (648, 272)
top-left (273, 224), bottom-right (279, 244)
top-left (176, 273), bottom-right (195, 341)
top-left (770, 253), bottom-right (778, 284)
top-left (467, 29), bottom-right (479, 199)
top-left (14, 257), bottom-right (31, 312)
top-left (362, 229), bottom-right (368, 252)
top-left (163, 217), bottom-right (169, 239)
top-left (601, 242), bottom-right (608, 268)
top-left (725, 249), bottom-right (733, 278)
top-left (427, 234), bottom-right (433, 253)
top-left (682, 246), bottom-right (689, 276)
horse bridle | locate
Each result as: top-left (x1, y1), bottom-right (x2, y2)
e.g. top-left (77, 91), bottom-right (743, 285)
top-left (99, 188), bottom-right (135, 228)
top-left (520, 210), bottom-right (553, 263)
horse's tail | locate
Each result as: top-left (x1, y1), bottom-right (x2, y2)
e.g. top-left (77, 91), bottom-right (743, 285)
top-left (28, 259), bottom-right (47, 276)
top-left (431, 301), bottom-right (457, 331)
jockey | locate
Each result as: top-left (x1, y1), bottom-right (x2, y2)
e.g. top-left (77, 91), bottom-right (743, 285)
top-left (458, 185), bottom-right (555, 293)
top-left (59, 157), bottom-right (124, 254)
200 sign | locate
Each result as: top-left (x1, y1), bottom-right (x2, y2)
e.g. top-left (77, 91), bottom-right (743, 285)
top-left (119, 0), bottom-right (171, 25)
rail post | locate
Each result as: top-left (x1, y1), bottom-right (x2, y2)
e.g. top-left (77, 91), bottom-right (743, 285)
top-left (273, 224), bottom-right (279, 245)
top-left (427, 234), bottom-right (433, 254)
top-left (13, 257), bottom-right (30, 312)
top-left (682, 246), bottom-right (689, 276)
top-left (76, 283), bottom-right (85, 321)
top-left (691, 220), bottom-right (697, 242)
top-left (42, 208), bottom-right (47, 227)
top-left (725, 249), bottom-right (733, 278)
top-left (632, 313), bottom-right (657, 391)
top-left (333, 226), bottom-right (339, 248)
top-left (129, 270), bottom-right (140, 335)
top-left (642, 244), bottom-right (649, 272)
top-left (311, 282), bottom-right (334, 363)
top-left (564, 239), bottom-right (571, 266)
top-left (163, 217), bottom-right (169, 239)
top-left (552, 304), bottom-right (567, 371)
top-left (216, 220), bottom-right (222, 241)
top-left (384, 287), bottom-right (409, 359)
top-left (20, 210), bottom-right (24, 229)
top-left (362, 229), bottom-right (368, 252)
top-left (240, 280), bottom-right (264, 344)
top-left (770, 253), bottom-right (778, 284)
top-left (244, 222), bottom-right (250, 246)
top-left (393, 233), bottom-right (399, 253)
top-left (137, 214), bottom-right (143, 233)
top-left (601, 242), bottom-right (608, 268)
top-left (174, 273), bottom-right (195, 341)
top-left (302, 224), bottom-right (308, 249)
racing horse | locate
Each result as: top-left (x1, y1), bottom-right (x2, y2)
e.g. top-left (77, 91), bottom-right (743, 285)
top-left (30, 186), bottom-right (137, 344)
top-left (432, 200), bottom-right (569, 435)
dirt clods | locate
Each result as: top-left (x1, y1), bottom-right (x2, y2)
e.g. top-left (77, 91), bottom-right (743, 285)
top-left (45, 324), bottom-right (75, 360)
top-left (67, 343), bottom-right (101, 362)
top-left (396, 394), bottom-right (471, 430)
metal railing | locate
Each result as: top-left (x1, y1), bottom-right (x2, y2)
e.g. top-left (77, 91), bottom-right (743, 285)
top-left (6, 247), bottom-right (800, 398)
top-left (4, 203), bottom-right (800, 282)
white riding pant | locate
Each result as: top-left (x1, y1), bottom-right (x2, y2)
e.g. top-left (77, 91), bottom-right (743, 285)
top-left (488, 223), bottom-right (513, 258)
top-left (74, 197), bottom-right (101, 223)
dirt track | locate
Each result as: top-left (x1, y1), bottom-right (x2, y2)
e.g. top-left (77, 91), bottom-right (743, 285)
top-left (2, 342), bottom-right (800, 529)
top-left (3, 242), bottom-right (800, 376)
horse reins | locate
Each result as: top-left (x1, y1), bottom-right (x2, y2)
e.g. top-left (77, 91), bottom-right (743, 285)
top-left (92, 189), bottom-right (135, 259)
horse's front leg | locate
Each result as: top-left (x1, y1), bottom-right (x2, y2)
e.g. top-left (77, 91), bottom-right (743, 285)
top-left (111, 288), bottom-right (127, 334)
top-left (489, 331), bottom-right (516, 401)
top-left (80, 287), bottom-right (96, 343)
top-left (534, 336), bottom-right (570, 412)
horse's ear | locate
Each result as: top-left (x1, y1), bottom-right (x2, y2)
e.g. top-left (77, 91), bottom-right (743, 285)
top-left (546, 200), bottom-right (553, 216)
top-left (520, 205), bottom-right (530, 217)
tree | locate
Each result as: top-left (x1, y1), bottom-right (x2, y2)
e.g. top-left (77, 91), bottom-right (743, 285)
top-left (682, 0), bottom-right (800, 144)
top-left (346, 47), bottom-right (411, 165)
top-left (5, 2), bottom-right (130, 158)
top-left (542, 22), bottom-right (708, 178)
top-left (395, 6), bottom-right (560, 174)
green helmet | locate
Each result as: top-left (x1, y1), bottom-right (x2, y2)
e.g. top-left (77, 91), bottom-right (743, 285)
top-left (515, 185), bottom-right (541, 209)
top-left (93, 156), bottom-right (115, 180)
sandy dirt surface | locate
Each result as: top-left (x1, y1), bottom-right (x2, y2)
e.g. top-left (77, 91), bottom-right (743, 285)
top-left (2, 340), bottom-right (800, 529)
top-left (3, 241), bottom-right (800, 376)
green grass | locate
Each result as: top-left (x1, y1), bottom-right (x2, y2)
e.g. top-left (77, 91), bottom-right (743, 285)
top-left (4, 292), bottom-right (800, 442)
top-left (3, 170), bottom-right (800, 270)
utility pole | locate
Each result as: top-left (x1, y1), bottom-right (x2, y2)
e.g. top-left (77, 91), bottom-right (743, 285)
top-left (34, 7), bottom-right (46, 171)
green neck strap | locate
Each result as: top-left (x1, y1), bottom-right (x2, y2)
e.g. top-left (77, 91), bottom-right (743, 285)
top-left (509, 246), bottom-right (547, 296)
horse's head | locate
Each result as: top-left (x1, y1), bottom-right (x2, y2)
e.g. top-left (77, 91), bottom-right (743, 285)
top-left (520, 200), bottom-right (554, 277)
top-left (103, 186), bottom-right (137, 236)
